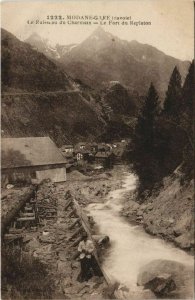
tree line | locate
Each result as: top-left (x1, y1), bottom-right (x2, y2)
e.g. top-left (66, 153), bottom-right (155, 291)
top-left (132, 60), bottom-right (194, 200)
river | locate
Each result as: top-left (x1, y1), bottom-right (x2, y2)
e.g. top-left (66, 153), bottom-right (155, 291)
top-left (86, 171), bottom-right (194, 297)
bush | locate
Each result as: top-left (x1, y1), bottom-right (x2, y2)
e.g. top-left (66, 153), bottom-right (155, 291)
top-left (1, 246), bottom-right (54, 299)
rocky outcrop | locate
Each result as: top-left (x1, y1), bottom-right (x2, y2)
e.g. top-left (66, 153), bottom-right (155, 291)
top-left (122, 174), bottom-right (194, 252)
top-left (137, 259), bottom-right (194, 299)
top-left (174, 232), bottom-right (194, 249)
top-left (144, 273), bottom-right (176, 296)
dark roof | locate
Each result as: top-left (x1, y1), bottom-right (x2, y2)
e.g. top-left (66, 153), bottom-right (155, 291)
top-left (75, 142), bottom-right (86, 147)
top-left (61, 145), bottom-right (73, 150)
top-left (61, 152), bottom-right (73, 158)
top-left (97, 144), bottom-right (110, 151)
top-left (2, 137), bottom-right (67, 169)
top-left (74, 149), bottom-right (91, 154)
top-left (95, 152), bottom-right (112, 158)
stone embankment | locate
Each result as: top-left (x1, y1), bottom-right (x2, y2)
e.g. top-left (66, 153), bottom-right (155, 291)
top-left (2, 166), bottom-right (125, 299)
top-left (137, 259), bottom-right (194, 299)
top-left (22, 180), bottom-right (109, 299)
top-left (121, 174), bottom-right (194, 252)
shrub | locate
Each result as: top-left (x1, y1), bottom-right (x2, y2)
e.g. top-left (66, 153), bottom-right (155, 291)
top-left (1, 246), bottom-right (54, 299)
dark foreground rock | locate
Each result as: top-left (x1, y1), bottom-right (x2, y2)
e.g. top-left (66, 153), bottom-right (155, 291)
top-left (144, 273), bottom-right (176, 296)
top-left (137, 259), bottom-right (194, 299)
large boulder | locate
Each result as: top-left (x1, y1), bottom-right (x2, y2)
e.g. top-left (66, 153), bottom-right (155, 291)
top-left (173, 213), bottom-right (193, 237)
top-left (127, 201), bottom-right (140, 212)
top-left (137, 259), bottom-right (194, 299)
top-left (92, 235), bottom-right (110, 246)
top-left (174, 232), bottom-right (194, 249)
top-left (144, 273), bottom-right (176, 296)
top-left (122, 200), bottom-right (140, 217)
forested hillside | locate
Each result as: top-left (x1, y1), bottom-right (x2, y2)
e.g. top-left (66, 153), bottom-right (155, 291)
top-left (131, 61), bottom-right (194, 198)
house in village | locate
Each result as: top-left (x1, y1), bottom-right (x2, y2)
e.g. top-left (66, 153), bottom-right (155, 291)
top-left (95, 151), bottom-right (115, 168)
top-left (1, 137), bottom-right (67, 187)
top-left (75, 142), bottom-right (86, 150)
top-left (74, 142), bottom-right (90, 162)
top-left (60, 144), bottom-right (77, 172)
top-left (112, 141), bottom-right (129, 163)
top-left (60, 145), bottom-right (74, 157)
top-left (90, 142), bottom-right (98, 153)
top-left (74, 148), bottom-right (93, 163)
top-left (97, 143), bottom-right (111, 153)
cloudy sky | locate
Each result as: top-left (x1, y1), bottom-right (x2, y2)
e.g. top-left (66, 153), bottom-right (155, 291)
top-left (2, 0), bottom-right (194, 61)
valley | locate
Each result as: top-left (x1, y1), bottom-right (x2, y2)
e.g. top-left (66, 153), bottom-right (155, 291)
top-left (1, 16), bottom-right (194, 300)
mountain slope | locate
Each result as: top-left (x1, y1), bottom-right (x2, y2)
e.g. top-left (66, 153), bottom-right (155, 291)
top-left (102, 82), bottom-right (137, 116)
top-left (25, 32), bottom-right (60, 60)
top-left (1, 92), bottom-right (106, 146)
top-left (1, 28), bottom-right (106, 145)
top-left (1, 29), bottom-right (73, 92)
top-left (59, 27), bottom-right (189, 96)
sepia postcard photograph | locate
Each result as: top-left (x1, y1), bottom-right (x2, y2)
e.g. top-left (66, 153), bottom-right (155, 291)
top-left (1, 0), bottom-right (194, 299)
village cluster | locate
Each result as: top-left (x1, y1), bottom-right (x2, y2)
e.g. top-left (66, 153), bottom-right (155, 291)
top-left (60, 139), bottom-right (130, 169)
top-left (1, 137), bottom-right (130, 188)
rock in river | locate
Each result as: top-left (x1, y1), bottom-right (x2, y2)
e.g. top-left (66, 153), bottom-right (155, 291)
top-left (144, 273), bottom-right (176, 296)
top-left (137, 259), bottom-right (194, 299)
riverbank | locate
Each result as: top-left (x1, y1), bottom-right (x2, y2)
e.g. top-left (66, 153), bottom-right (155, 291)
top-left (86, 170), bottom-right (194, 299)
top-left (2, 165), bottom-right (127, 300)
top-left (64, 165), bottom-right (127, 207)
top-left (121, 172), bottom-right (194, 253)
top-left (3, 165), bottom-right (193, 299)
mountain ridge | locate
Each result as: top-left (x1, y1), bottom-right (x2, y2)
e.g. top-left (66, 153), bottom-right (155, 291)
top-left (25, 28), bottom-right (189, 64)
top-left (58, 27), bottom-right (189, 95)
top-left (23, 27), bottom-right (189, 97)
top-left (1, 28), bottom-right (110, 145)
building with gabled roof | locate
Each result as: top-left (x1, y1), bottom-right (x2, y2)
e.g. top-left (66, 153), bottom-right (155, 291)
top-left (60, 144), bottom-right (74, 158)
top-left (95, 151), bottom-right (115, 168)
top-left (1, 136), bottom-right (67, 186)
top-left (74, 142), bottom-right (87, 151)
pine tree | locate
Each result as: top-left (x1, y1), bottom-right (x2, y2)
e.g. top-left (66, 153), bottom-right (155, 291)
top-left (182, 60), bottom-right (194, 114)
top-left (180, 60), bottom-right (194, 176)
top-left (132, 83), bottom-right (160, 193)
top-left (165, 61), bottom-right (194, 150)
top-left (162, 62), bottom-right (194, 178)
top-left (135, 83), bottom-right (159, 152)
top-left (163, 66), bottom-right (182, 117)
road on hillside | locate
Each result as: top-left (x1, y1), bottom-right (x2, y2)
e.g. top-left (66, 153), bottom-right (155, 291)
top-left (2, 90), bottom-right (80, 97)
